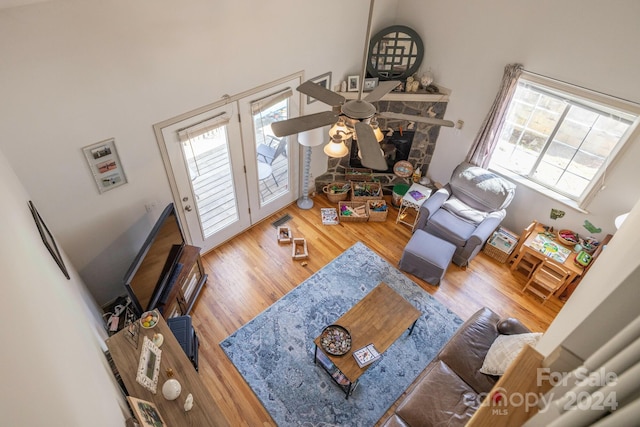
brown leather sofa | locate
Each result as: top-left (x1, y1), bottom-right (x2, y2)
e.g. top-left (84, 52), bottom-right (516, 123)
top-left (382, 307), bottom-right (530, 427)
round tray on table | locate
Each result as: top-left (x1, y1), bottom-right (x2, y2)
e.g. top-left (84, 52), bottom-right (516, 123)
top-left (320, 324), bottom-right (352, 356)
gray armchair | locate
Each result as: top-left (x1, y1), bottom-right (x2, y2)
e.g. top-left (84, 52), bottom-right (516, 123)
top-left (415, 162), bottom-right (516, 267)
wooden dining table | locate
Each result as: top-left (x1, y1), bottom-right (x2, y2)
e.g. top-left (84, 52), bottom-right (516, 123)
top-left (510, 224), bottom-right (584, 295)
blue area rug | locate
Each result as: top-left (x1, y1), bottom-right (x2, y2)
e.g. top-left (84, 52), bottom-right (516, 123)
top-left (220, 242), bottom-right (463, 426)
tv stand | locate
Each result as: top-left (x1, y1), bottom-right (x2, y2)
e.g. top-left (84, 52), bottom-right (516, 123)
top-left (156, 245), bottom-right (207, 318)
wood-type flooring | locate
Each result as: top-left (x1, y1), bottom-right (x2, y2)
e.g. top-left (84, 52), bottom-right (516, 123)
top-left (190, 194), bottom-right (563, 426)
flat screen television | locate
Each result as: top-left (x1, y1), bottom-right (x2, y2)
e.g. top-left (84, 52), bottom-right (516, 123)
top-left (123, 203), bottom-right (186, 315)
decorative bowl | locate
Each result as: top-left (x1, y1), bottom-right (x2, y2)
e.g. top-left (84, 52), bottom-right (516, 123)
top-left (320, 324), bottom-right (352, 356)
top-left (140, 311), bottom-right (159, 329)
top-left (582, 237), bottom-right (600, 254)
top-left (557, 229), bottom-right (578, 246)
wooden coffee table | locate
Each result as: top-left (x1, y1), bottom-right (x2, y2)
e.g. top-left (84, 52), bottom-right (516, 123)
top-left (313, 282), bottom-right (422, 398)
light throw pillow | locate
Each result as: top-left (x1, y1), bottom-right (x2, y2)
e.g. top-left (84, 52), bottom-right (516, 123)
top-left (442, 195), bottom-right (489, 224)
top-left (480, 332), bottom-right (542, 376)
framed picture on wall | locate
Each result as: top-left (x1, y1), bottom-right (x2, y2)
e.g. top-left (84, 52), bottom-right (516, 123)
top-left (82, 138), bottom-right (128, 194)
top-left (28, 200), bottom-right (70, 280)
top-left (347, 75), bottom-right (360, 92)
top-left (307, 71), bottom-right (332, 104)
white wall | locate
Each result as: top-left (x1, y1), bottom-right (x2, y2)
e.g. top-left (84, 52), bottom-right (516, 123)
top-left (0, 0), bottom-right (376, 305)
top-left (0, 148), bottom-right (126, 426)
top-left (399, 0), bottom-right (640, 237)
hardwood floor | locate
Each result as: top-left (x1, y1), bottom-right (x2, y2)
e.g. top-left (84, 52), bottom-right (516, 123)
top-left (190, 194), bottom-right (563, 426)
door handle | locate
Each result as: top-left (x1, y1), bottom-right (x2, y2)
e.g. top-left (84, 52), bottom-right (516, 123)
top-left (184, 205), bottom-right (192, 212)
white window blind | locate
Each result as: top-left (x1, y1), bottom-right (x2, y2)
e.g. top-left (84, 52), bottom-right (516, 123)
top-left (177, 113), bottom-right (231, 142)
top-left (250, 88), bottom-right (293, 115)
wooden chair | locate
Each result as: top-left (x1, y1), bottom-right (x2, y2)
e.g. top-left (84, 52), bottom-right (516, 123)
top-left (522, 259), bottom-right (570, 304)
top-left (508, 220), bottom-right (543, 279)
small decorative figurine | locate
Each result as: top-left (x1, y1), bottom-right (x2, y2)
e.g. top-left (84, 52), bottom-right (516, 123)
top-left (184, 393), bottom-right (194, 412)
top-left (420, 70), bottom-right (434, 87)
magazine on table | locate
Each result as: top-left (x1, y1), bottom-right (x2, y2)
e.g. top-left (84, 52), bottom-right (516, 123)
top-left (353, 343), bottom-right (381, 368)
top-left (321, 208), bottom-right (339, 225)
top-left (408, 190), bottom-right (426, 201)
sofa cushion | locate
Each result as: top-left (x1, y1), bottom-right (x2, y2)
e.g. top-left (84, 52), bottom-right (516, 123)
top-left (437, 307), bottom-right (501, 393)
top-left (480, 332), bottom-right (542, 376)
top-left (381, 414), bottom-right (411, 427)
top-left (497, 317), bottom-right (531, 335)
top-left (449, 162), bottom-right (516, 212)
top-left (396, 360), bottom-right (480, 427)
top-left (425, 209), bottom-right (478, 247)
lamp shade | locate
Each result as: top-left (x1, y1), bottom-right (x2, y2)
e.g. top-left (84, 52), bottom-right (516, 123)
top-left (371, 120), bottom-right (384, 142)
top-left (615, 212), bottom-right (630, 230)
top-left (298, 127), bottom-right (325, 147)
top-left (324, 135), bottom-right (349, 158)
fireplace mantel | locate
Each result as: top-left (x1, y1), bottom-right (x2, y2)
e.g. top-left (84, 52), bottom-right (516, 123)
top-left (335, 85), bottom-right (450, 103)
top-left (315, 86), bottom-right (451, 195)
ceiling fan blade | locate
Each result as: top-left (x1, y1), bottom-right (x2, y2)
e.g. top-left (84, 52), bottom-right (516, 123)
top-left (297, 81), bottom-right (345, 107)
top-left (363, 80), bottom-right (401, 103)
top-left (355, 122), bottom-right (387, 171)
top-left (379, 111), bottom-right (455, 127)
top-left (271, 111), bottom-right (339, 137)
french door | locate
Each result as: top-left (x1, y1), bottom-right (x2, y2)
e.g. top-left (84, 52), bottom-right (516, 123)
top-left (155, 74), bottom-right (301, 253)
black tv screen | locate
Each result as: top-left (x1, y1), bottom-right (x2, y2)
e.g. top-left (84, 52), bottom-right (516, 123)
top-left (123, 203), bottom-right (186, 314)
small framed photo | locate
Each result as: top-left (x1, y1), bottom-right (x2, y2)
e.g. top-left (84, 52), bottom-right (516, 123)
top-left (347, 75), bottom-right (360, 92)
top-left (82, 138), bottom-right (128, 194)
top-left (307, 71), bottom-right (332, 104)
top-left (363, 77), bottom-right (379, 92)
top-left (136, 336), bottom-right (162, 394)
top-left (127, 396), bottom-right (166, 427)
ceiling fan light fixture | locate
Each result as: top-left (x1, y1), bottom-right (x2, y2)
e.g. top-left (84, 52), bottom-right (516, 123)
top-left (324, 135), bottom-right (349, 158)
top-left (328, 118), bottom-right (351, 139)
top-left (371, 120), bottom-right (384, 142)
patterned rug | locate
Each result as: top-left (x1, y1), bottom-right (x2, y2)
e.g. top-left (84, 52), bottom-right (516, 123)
top-left (220, 242), bottom-right (462, 426)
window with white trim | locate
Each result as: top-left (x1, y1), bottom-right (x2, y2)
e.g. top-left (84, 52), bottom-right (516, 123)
top-left (488, 74), bottom-right (639, 208)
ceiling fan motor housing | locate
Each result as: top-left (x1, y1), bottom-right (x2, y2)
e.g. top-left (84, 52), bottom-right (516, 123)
top-left (341, 100), bottom-right (376, 127)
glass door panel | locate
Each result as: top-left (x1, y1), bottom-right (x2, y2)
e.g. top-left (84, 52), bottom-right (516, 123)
top-left (253, 99), bottom-right (290, 204)
top-left (159, 103), bottom-right (250, 253)
top-left (239, 76), bottom-right (300, 221)
top-left (183, 126), bottom-right (239, 238)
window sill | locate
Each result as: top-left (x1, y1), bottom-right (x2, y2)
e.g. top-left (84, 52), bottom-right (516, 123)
top-left (488, 166), bottom-right (589, 214)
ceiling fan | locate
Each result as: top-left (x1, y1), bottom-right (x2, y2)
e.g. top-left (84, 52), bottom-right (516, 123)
top-left (271, 0), bottom-right (454, 171)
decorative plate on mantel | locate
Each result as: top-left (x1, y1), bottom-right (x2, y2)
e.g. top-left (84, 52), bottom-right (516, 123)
top-left (393, 161), bottom-right (414, 178)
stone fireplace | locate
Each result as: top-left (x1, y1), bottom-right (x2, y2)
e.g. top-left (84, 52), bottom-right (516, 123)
top-left (315, 90), bottom-right (450, 195)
